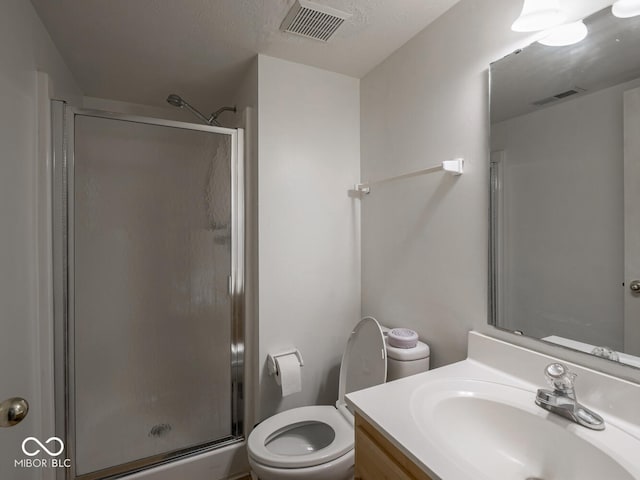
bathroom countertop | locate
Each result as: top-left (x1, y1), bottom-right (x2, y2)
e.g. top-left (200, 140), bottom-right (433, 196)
top-left (345, 358), bottom-right (537, 480)
top-left (345, 332), bottom-right (640, 480)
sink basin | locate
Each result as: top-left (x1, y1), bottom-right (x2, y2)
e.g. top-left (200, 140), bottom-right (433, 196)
top-left (411, 379), bottom-right (640, 480)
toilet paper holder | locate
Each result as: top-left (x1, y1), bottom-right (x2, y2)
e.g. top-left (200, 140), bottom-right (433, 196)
top-left (267, 349), bottom-right (304, 378)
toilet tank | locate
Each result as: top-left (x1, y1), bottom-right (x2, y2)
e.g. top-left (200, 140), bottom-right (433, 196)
top-left (384, 336), bottom-right (430, 381)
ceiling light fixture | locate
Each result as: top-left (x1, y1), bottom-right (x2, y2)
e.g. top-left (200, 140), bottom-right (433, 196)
top-left (538, 20), bottom-right (588, 46)
top-left (511, 0), bottom-right (566, 32)
top-left (612, 0), bottom-right (640, 18)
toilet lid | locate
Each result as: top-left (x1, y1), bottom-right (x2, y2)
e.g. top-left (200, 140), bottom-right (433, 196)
top-left (337, 316), bottom-right (387, 407)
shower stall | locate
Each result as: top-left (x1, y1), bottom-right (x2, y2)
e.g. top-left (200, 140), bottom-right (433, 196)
top-left (51, 101), bottom-right (245, 480)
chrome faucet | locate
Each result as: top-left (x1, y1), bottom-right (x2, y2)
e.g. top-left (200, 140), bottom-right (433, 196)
top-left (535, 363), bottom-right (605, 431)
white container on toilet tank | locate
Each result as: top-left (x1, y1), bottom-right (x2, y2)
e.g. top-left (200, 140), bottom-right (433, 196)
top-left (383, 328), bottom-right (430, 380)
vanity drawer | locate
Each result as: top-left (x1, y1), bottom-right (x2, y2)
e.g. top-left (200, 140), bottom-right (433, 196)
top-left (354, 414), bottom-right (433, 480)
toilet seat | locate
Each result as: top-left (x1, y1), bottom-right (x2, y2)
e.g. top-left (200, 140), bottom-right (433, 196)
top-left (248, 405), bottom-right (354, 469)
top-left (248, 317), bottom-right (387, 476)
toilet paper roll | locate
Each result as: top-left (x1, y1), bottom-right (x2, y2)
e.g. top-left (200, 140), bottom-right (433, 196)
top-left (275, 353), bottom-right (302, 397)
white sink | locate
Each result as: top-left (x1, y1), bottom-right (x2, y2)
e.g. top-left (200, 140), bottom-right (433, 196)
top-left (410, 379), bottom-right (640, 480)
top-left (347, 334), bottom-right (640, 480)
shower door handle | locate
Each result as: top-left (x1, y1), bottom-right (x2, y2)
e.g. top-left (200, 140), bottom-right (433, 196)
top-left (0, 397), bottom-right (29, 427)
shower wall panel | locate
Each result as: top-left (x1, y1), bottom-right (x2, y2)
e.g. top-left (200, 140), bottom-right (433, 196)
top-left (73, 116), bottom-right (232, 475)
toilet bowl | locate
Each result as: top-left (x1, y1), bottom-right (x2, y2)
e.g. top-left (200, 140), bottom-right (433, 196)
top-left (247, 317), bottom-right (429, 480)
top-left (247, 405), bottom-right (354, 480)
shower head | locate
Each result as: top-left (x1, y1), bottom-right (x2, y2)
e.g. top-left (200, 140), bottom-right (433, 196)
top-left (165, 93), bottom-right (236, 126)
top-left (166, 94), bottom-right (184, 108)
top-left (166, 93), bottom-right (210, 124)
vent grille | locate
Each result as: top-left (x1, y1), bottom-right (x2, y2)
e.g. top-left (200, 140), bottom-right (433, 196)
top-left (532, 87), bottom-right (586, 107)
top-left (554, 89), bottom-right (580, 99)
top-left (281, 0), bottom-right (351, 42)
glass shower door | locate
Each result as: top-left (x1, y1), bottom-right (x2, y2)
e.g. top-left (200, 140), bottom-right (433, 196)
top-left (56, 109), bottom-right (244, 479)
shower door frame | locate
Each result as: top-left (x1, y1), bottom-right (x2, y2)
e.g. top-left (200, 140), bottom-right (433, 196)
top-left (52, 101), bottom-right (246, 480)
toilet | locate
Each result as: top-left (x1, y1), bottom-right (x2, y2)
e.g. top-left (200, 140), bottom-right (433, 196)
top-left (247, 316), bottom-right (430, 480)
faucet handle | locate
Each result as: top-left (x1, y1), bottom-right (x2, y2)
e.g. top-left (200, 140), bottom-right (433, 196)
top-left (544, 363), bottom-right (576, 392)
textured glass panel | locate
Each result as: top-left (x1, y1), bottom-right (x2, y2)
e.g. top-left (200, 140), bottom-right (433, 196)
top-left (73, 116), bottom-right (232, 475)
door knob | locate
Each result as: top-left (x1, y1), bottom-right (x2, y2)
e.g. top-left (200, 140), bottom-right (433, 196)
top-left (631, 280), bottom-right (640, 294)
top-left (0, 397), bottom-right (29, 427)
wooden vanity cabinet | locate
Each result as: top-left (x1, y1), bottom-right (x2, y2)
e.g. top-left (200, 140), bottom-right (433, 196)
top-left (354, 413), bottom-right (434, 480)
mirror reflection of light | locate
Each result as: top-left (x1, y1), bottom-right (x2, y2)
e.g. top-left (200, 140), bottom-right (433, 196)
top-left (538, 20), bottom-right (588, 46)
top-left (511, 0), bottom-right (566, 32)
top-left (612, 0), bottom-right (640, 18)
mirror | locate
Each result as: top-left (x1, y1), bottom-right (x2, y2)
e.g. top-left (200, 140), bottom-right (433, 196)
top-left (489, 6), bottom-right (640, 368)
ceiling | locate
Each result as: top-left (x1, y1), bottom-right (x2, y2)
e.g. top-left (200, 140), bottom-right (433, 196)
top-left (31, 0), bottom-right (461, 113)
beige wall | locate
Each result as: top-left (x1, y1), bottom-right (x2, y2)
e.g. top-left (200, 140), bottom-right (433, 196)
top-left (257, 55), bottom-right (361, 419)
top-left (360, 0), bottom-right (640, 382)
top-left (360, 0), bottom-right (524, 368)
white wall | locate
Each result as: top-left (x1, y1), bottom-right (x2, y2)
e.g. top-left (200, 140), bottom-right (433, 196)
top-left (359, 0), bottom-right (640, 381)
top-left (360, 0), bottom-right (522, 368)
top-left (0, 1), bottom-right (81, 478)
top-left (257, 55), bottom-right (360, 420)
top-left (492, 78), bottom-right (640, 350)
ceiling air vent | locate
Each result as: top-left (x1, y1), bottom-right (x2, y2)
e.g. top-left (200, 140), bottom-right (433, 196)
top-left (532, 87), bottom-right (587, 107)
top-left (554, 89), bottom-right (580, 99)
top-left (281, 0), bottom-right (351, 42)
